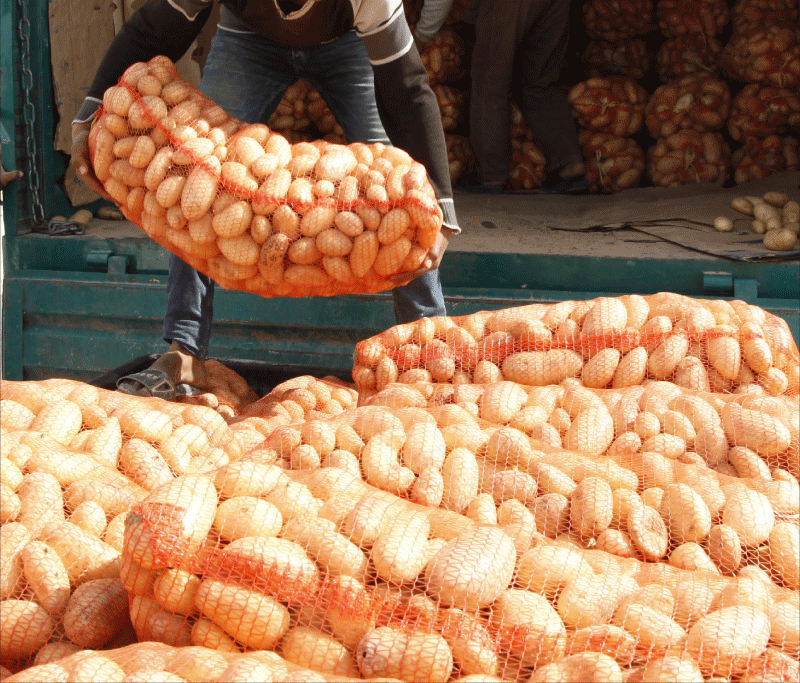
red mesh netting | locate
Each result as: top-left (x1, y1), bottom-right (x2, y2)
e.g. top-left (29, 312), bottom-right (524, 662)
top-left (655, 33), bottom-right (724, 83)
top-left (721, 22), bottom-right (800, 88)
top-left (579, 132), bottom-right (645, 193)
top-left (644, 73), bottom-right (730, 139)
top-left (2, 294), bottom-right (799, 681)
top-left (647, 130), bottom-right (731, 186)
top-left (583, 40), bottom-right (650, 81)
top-left (88, 57), bottom-right (444, 300)
top-left (568, 77), bottom-right (648, 137)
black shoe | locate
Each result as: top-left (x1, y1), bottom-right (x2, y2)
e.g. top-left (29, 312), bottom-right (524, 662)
top-left (455, 177), bottom-right (507, 195)
top-left (540, 169), bottom-right (590, 195)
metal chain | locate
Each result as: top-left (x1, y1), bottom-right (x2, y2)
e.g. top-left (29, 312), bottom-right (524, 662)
top-left (17, 0), bottom-right (46, 226)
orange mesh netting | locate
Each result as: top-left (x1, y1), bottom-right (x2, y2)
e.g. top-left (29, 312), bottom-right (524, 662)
top-left (1, 293), bottom-right (799, 682)
top-left (88, 56), bottom-right (444, 300)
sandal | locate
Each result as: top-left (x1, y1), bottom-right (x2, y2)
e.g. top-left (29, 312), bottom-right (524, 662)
top-left (116, 368), bottom-right (201, 400)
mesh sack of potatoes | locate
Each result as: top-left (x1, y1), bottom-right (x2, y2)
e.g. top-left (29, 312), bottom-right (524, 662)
top-left (731, 135), bottom-right (800, 186)
top-left (508, 140), bottom-right (547, 191)
top-left (305, 86), bottom-right (346, 142)
top-left (88, 57), bottom-right (444, 299)
top-left (2, 640), bottom-right (376, 682)
top-left (432, 85), bottom-right (465, 132)
top-left (356, 373), bottom-right (799, 480)
top-left (578, 131), bottom-right (645, 193)
top-left (110, 401), bottom-right (799, 683)
top-left (419, 27), bottom-right (467, 87)
top-left (507, 106), bottom-right (547, 191)
top-left (721, 22), bottom-right (800, 88)
top-left (351, 294), bottom-right (799, 394)
top-left (644, 73), bottom-right (730, 139)
top-left (583, 40), bottom-right (650, 81)
top-left (727, 83), bottom-right (800, 142)
top-left (445, 135), bottom-right (476, 185)
top-left (646, 130), bottom-right (731, 187)
top-left (731, 0), bottom-right (799, 35)
top-left (267, 81), bottom-right (314, 135)
top-left (224, 374), bottom-right (360, 453)
top-left (567, 77), bottom-right (648, 137)
top-left (582, 0), bottom-right (655, 42)
top-left (510, 103), bottom-right (530, 140)
top-left (656, 0), bottom-right (729, 39)
top-left (655, 33), bottom-right (724, 83)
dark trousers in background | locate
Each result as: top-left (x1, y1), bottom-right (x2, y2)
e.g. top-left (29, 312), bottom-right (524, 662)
top-left (469, 0), bottom-right (582, 184)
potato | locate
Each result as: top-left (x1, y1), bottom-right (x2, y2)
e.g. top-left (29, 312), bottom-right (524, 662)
top-left (280, 626), bottom-right (358, 678)
top-left (425, 527), bottom-right (516, 610)
top-left (63, 578), bottom-right (129, 648)
top-left (764, 228), bottom-right (798, 251)
top-left (491, 589), bottom-right (567, 667)
top-left (356, 627), bottom-right (453, 683)
top-left (730, 197), bottom-right (754, 215)
top-left (0, 599), bottom-right (56, 661)
top-left (658, 483), bottom-right (711, 544)
top-left (762, 191), bottom-right (789, 208)
top-left (686, 606), bottom-right (771, 678)
top-left (767, 522), bottom-right (799, 590)
top-left (194, 578), bottom-right (290, 650)
top-left (713, 216), bottom-right (734, 232)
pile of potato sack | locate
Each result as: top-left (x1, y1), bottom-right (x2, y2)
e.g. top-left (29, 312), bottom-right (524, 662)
top-left (1, 291), bottom-right (799, 683)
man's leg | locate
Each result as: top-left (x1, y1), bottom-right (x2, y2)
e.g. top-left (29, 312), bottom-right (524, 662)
top-left (469, 0), bottom-right (531, 186)
top-left (517, 0), bottom-right (584, 177)
top-left (303, 31), bottom-right (447, 322)
top-left (132, 31), bottom-right (297, 393)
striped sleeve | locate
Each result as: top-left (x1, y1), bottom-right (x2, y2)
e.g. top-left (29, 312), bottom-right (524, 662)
top-left (359, 3), bottom-right (459, 233)
top-left (167, 0), bottom-right (212, 20)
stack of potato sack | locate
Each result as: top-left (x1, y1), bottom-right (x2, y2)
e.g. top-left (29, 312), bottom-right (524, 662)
top-left (418, 28), bottom-right (469, 89)
top-left (654, 0), bottom-right (728, 84)
top-left (645, 72), bottom-right (732, 187)
top-left (507, 105), bottom-right (548, 191)
top-left (727, 82), bottom-right (800, 184)
top-left (88, 57), bottom-right (444, 301)
top-left (582, 0), bottom-right (654, 83)
top-left (568, 77), bottom-right (648, 192)
top-left (722, 0), bottom-right (800, 183)
top-left (265, 81), bottom-right (346, 146)
top-left (5, 294), bottom-right (795, 682)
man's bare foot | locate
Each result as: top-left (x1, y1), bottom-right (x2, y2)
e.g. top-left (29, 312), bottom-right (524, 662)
top-left (149, 341), bottom-right (209, 390)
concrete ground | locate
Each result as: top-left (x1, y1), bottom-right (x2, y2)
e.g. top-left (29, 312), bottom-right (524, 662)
top-left (450, 171), bottom-right (799, 262)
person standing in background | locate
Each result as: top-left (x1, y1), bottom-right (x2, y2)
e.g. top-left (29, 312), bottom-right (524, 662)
top-left (461, 0), bottom-right (587, 194)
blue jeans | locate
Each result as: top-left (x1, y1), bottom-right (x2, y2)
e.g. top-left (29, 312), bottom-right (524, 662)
top-left (164, 28), bottom-right (447, 359)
